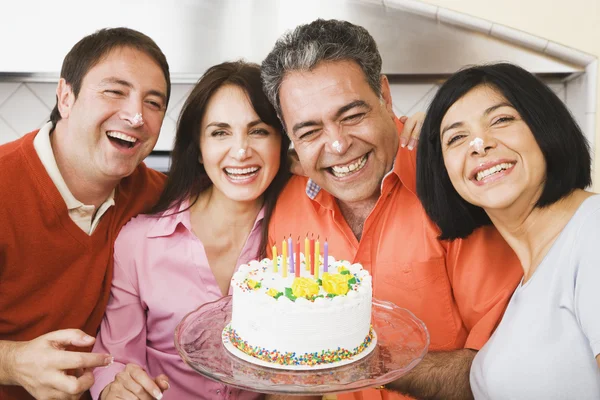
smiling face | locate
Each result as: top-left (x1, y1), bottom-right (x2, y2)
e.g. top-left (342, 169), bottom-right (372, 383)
top-left (199, 84), bottom-right (282, 204)
top-left (278, 60), bottom-right (398, 205)
top-left (440, 84), bottom-right (546, 211)
top-left (55, 46), bottom-right (167, 181)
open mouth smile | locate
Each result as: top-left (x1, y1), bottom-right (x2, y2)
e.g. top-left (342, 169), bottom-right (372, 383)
top-left (329, 153), bottom-right (369, 178)
top-left (224, 166), bottom-right (260, 181)
top-left (107, 131), bottom-right (138, 149)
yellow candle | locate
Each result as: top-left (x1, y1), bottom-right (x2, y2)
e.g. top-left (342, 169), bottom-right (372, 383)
top-left (304, 236), bottom-right (310, 271)
top-left (272, 244), bottom-right (278, 273)
top-left (314, 238), bottom-right (320, 279)
top-left (281, 239), bottom-right (288, 278)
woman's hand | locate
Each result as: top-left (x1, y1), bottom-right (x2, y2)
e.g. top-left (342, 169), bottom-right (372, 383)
top-left (399, 112), bottom-right (425, 150)
top-left (100, 363), bottom-right (169, 400)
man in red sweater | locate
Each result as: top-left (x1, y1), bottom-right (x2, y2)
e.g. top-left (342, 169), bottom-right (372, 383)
top-left (0, 28), bottom-right (170, 400)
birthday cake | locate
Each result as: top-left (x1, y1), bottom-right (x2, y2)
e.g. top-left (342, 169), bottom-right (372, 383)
top-left (223, 248), bottom-right (375, 369)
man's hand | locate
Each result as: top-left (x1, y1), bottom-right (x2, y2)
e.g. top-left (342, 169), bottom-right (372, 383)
top-left (100, 363), bottom-right (169, 400)
top-left (399, 112), bottom-right (425, 151)
top-left (0, 329), bottom-right (114, 400)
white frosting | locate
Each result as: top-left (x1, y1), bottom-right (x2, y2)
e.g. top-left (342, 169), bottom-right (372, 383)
top-left (469, 137), bottom-right (484, 152)
top-left (230, 256), bottom-right (372, 356)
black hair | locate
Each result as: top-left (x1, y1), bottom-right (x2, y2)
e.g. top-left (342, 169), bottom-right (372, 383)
top-left (417, 62), bottom-right (591, 240)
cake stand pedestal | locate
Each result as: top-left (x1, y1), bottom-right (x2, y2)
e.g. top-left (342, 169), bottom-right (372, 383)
top-left (175, 296), bottom-right (429, 395)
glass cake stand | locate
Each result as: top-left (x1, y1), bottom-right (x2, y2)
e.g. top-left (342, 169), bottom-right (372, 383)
top-left (174, 296), bottom-right (429, 395)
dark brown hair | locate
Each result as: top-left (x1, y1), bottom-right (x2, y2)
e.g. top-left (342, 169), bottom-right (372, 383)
top-left (49, 27), bottom-right (171, 128)
top-left (150, 61), bottom-right (291, 258)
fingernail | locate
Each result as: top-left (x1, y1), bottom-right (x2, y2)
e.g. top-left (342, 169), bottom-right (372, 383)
top-left (400, 137), bottom-right (407, 148)
top-left (164, 381), bottom-right (170, 390)
top-left (82, 335), bottom-right (95, 343)
top-left (104, 356), bottom-right (114, 366)
top-left (407, 138), bottom-right (416, 151)
top-left (153, 389), bottom-right (163, 400)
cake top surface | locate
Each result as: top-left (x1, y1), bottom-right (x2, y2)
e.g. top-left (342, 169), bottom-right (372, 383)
top-left (231, 255), bottom-right (371, 303)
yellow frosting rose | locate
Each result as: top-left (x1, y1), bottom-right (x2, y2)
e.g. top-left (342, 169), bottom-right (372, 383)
top-left (322, 272), bottom-right (350, 296)
top-left (247, 279), bottom-right (260, 289)
top-left (291, 277), bottom-right (320, 298)
top-left (266, 288), bottom-right (279, 297)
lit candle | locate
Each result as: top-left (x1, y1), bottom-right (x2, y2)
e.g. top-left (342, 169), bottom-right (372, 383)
top-left (314, 237), bottom-right (320, 279)
top-left (310, 235), bottom-right (315, 275)
top-left (288, 236), bottom-right (294, 273)
top-left (323, 240), bottom-right (328, 272)
top-left (272, 244), bottom-right (278, 273)
top-left (295, 238), bottom-right (301, 278)
top-left (281, 238), bottom-right (288, 278)
top-left (304, 235), bottom-right (310, 271)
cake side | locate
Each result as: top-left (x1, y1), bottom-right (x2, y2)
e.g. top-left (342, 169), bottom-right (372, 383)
top-left (229, 257), bottom-right (372, 362)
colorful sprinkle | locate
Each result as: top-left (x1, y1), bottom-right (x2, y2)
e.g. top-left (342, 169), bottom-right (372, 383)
top-left (224, 326), bottom-right (375, 366)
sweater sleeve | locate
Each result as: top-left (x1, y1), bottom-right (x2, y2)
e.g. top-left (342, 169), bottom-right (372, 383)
top-left (90, 235), bottom-right (148, 399)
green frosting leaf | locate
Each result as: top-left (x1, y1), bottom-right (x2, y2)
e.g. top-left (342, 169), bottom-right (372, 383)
top-left (340, 270), bottom-right (350, 275)
top-left (274, 292), bottom-right (283, 299)
top-left (255, 282), bottom-right (262, 289)
top-left (316, 279), bottom-right (323, 286)
top-left (347, 277), bottom-right (356, 284)
top-left (327, 293), bottom-right (337, 298)
top-left (284, 287), bottom-right (297, 301)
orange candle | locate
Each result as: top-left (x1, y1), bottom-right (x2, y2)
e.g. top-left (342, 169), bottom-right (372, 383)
top-left (272, 244), bottom-right (278, 273)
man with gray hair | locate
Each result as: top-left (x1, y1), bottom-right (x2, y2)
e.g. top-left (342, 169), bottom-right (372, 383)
top-left (263, 19), bottom-right (521, 400)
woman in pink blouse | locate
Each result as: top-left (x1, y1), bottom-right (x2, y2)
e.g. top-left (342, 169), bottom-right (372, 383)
top-left (90, 61), bottom-right (291, 400)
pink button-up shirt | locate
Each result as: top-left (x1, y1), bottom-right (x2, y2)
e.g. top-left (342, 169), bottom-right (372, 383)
top-left (91, 202), bottom-right (265, 400)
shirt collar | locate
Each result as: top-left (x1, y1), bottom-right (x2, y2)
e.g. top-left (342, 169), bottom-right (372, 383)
top-left (33, 121), bottom-right (115, 211)
top-left (304, 116), bottom-right (415, 201)
top-left (146, 199), bottom-right (266, 238)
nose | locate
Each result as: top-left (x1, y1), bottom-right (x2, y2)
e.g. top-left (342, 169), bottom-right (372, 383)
top-left (469, 135), bottom-right (496, 156)
top-left (232, 137), bottom-right (252, 161)
top-left (325, 125), bottom-right (351, 155)
top-left (120, 98), bottom-right (144, 128)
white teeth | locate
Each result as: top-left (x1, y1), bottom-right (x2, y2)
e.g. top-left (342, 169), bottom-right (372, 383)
top-left (476, 163), bottom-right (514, 181)
top-left (331, 155), bottom-right (367, 177)
top-left (107, 131), bottom-right (137, 143)
top-left (225, 167), bottom-right (260, 175)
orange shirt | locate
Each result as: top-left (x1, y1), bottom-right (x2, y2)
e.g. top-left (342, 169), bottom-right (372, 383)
top-left (268, 120), bottom-right (522, 400)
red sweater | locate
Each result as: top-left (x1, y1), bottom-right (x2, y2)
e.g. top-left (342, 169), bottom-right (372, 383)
top-left (0, 131), bottom-right (166, 400)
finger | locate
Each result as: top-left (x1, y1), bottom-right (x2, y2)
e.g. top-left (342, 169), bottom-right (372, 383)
top-left (400, 116), bottom-right (418, 148)
top-left (54, 350), bottom-right (113, 370)
top-left (408, 119), bottom-right (423, 151)
top-left (130, 368), bottom-right (164, 400)
top-left (154, 374), bottom-right (170, 391)
top-left (43, 329), bottom-right (96, 349)
top-left (399, 115), bottom-right (408, 123)
top-left (49, 370), bottom-right (95, 397)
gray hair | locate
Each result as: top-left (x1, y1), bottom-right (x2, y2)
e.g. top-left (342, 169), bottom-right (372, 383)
top-left (261, 19), bottom-right (383, 120)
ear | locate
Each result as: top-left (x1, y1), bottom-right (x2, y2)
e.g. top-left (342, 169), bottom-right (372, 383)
top-left (56, 78), bottom-right (75, 119)
top-left (380, 75), bottom-right (394, 115)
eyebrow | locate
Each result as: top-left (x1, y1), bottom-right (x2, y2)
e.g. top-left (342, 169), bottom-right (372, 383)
top-left (291, 100), bottom-right (371, 136)
top-left (440, 102), bottom-right (513, 138)
top-left (100, 77), bottom-right (167, 103)
top-left (205, 119), bottom-right (264, 130)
